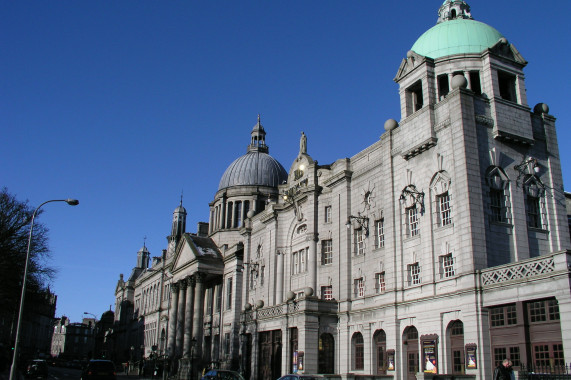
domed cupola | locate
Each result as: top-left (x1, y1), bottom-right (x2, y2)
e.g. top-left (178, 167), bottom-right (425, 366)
top-left (411, 0), bottom-right (504, 59)
top-left (218, 116), bottom-right (288, 191)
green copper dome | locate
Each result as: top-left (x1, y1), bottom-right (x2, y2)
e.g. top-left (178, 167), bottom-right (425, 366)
top-left (412, 19), bottom-right (503, 59)
top-left (411, 0), bottom-right (504, 59)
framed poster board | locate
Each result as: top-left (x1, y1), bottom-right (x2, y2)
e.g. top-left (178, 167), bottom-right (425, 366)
top-left (386, 350), bottom-right (395, 371)
top-left (422, 339), bottom-right (438, 374)
top-left (466, 344), bottom-right (477, 369)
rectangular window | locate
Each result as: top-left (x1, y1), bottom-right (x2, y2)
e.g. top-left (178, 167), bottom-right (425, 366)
top-left (355, 228), bottom-right (365, 255)
top-left (215, 285), bottom-right (222, 312)
top-left (506, 305), bottom-right (517, 325)
top-left (529, 301), bottom-right (547, 322)
top-left (407, 207), bottom-right (420, 237)
top-left (374, 219), bottom-right (385, 249)
top-left (406, 80), bottom-right (423, 115)
top-left (234, 201), bottom-right (242, 228)
top-left (355, 278), bottom-right (364, 298)
top-left (226, 277), bottom-right (233, 310)
top-left (494, 347), bottom-right (507, 367)
top-left (440, 254), bottom-right (455, 278)
top-left (321, 240), bottom-right (333, 265)
top-left (355, 344), bottom-right (364, 371)
top-left (527, 196), bottom-right (542, 228)
top-left (437, 74), bottom-right (449, 100)
top-left (438, 192), bottom-right (452, 226)
top-left (226, 202), bottom-right (233, 228)
top-left (498, 70), bottom-right (517, 102)
top-left (206, 287), bottom-right (213, 314)
top-left (490, 188), bottom-right (505, 222)
top-left (533, 344), bottom-right (550, 367)
top-left (490, 307), bottom-right (505, 326)
top-left (299, 248), bottom-right (306, 273)
top-left (224, 333), bottom-right (231, 357)
top-left (553, 343), bottom-right (565, 366)
top-left (321, 286), bottom-right (333, 301)
top-left (292, 251), bottom-right (299, 274)
top-left (548, 299), bottom-right (560, 320)
top-left (324, 206), bottom-right (332, 223)
top-left (469, 71), bottom-right (482, 95)
top-left (408, 263), bottom-right (421, 285)
top-left (375, 272), bottom-right (386, 293)
top-left (509, 347), bottom-right (521, 367)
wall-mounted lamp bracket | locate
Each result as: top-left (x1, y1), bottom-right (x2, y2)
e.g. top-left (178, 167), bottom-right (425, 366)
top-left (345, 212), bottom-right (370, 236)
top-left (399, 184), bottom-right (425, 214)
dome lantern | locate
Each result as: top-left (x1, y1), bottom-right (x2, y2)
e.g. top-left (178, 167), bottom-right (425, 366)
top-left (437, 0), bottom-right (473, 23)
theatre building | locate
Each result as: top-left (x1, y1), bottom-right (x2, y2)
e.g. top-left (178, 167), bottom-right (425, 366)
top-left (111, 1), bottom-right (571, 380)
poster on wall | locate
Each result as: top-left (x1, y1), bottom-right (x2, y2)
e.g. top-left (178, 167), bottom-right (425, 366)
top-left (466, 344), bottom-right (477, 369)
top-left (293, 351), bottom-right (298, 373)
top-left (422, 340), bottom-right (438, 374)
top-left (387, 350), bottom-right (395, 371)
top-left (298, 351), bottom-right (304, 372)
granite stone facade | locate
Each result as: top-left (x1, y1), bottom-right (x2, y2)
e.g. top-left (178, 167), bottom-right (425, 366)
top-left (111, 2), bottom-right (571, 380)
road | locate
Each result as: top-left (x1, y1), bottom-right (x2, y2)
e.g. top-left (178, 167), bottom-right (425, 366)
top-left (1, 367), bottom-right (158, 380)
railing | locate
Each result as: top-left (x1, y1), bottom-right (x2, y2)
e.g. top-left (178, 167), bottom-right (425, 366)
top-left (257, 305), bottom-right (284, 319)
top-left (481, 256), bottom-right (555, 285)
top-left (519, 363), bottom-right (571, 380)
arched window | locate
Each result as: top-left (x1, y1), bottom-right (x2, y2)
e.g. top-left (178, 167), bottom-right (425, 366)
top-left (374, 330), bottom-right (387, 374)
top-left (486, 166), bottom-right (511, 224)
top-left (352, 332), bottom-right (364, 370)
top-left (448, 320), bottom-right (465, 374)
top-left (403, 326), bottom-right (419, 380)
top-left (318, 333), bottom-right (335, 374)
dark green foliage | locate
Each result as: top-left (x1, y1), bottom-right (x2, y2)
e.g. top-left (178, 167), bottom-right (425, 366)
top-left (0, 187), bottom-right (55, 320)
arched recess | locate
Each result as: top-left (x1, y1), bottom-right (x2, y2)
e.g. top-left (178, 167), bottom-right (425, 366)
top-left (447, 320), bottom-right (465, 374)
top-left (318, 333), bottom-right (335, 374)
top-left (402, 326), bottom-right (419, 380)
top-left (373, 329), bottom-right (387, 374)
top-left (351, 332), bottom-right (364, 371)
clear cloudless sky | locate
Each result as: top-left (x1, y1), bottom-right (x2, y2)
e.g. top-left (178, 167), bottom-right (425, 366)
top-left (2, 0), bottom-right (570, 322)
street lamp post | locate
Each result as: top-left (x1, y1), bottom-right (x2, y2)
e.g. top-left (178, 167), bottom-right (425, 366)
top-left (9, 198), bottom-right (79, 380)
top-left (83, 312), bottom-right (98, 359)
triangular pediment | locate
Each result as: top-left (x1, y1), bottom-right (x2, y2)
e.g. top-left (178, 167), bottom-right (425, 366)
top-left (171, 233), bottom-right (224, 274)
top-left (394, 51), bottom-right (428, 82)
top-left (489, 41), bottom-right (527, 66)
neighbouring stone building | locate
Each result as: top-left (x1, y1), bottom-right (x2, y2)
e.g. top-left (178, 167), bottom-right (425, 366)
top-left (111, 1), bottom-right (571, 380)
top-left (51, 316), bottom-right (94, 360)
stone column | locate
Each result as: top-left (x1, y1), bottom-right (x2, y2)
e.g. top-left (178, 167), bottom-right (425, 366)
top-left (167, 282), bottom-right (179, 357)
top-left (192, 273), bottom-right (206, 357)
top-left (276, 250), bottom-right (284, 304)
top-left (183, 276), bottom-right (196, 357)
top-left (175, 280), bottom-right (187, 357)
top-left (364, 323), bottom-right (372, 374)
top-left (308, 234), bottom-right (318, 294)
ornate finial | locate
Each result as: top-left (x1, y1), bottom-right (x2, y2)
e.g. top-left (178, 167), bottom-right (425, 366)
top-left (143, 236), bottom-right (147, 247)
top-left (180, 190), bottom-right (183, 206)
top-left (300, 131), bottom-right (307, 154)
top-left (437, 0), bottom-right (473, 23)
top-left (258, 114), bottom-right (261, 123)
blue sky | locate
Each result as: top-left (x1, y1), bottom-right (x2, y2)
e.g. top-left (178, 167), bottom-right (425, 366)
top-left (2, 1), bottom-right (570, 322)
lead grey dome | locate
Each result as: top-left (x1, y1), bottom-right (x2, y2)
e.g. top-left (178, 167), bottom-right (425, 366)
top-left (218, 152), bottom-right (287, 191)
top-left (218, 116), bottom-right (288, 191)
